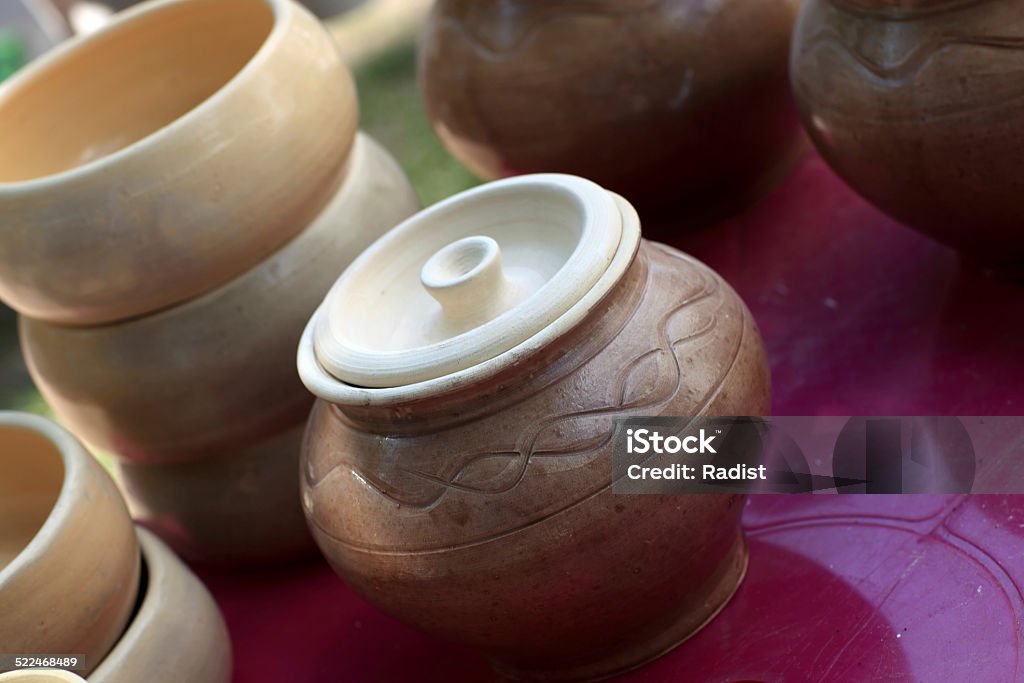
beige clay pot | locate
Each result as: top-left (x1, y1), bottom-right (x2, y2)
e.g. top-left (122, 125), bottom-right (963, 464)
top-left (0, 0), bottom-right (358, 325)
top-left (20, 133), bottom-right (419, 463)
top-left (299, 175), bottom-right (770, 681)
top-left (90, 528), bottom-right (231, 683)
top-left (114, 423), bottom-right (314, 565)
top-left (0, 413), bottom-right (139, 677)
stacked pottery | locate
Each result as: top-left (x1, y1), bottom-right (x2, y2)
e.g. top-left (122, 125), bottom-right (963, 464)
top-left (419, 0), bottom-right (805, 218)
top-left (0, 412), bottom-right (230, 681)
top-left (1, 0), bottom-right (420, 563)
top-left (298, 175), bottom-right (771, 681)
top-left (791, 0), bottom-right (1024, 274)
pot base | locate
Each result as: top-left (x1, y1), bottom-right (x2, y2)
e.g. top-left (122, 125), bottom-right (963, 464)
top-left (491, 535), bottom-right (749, 683)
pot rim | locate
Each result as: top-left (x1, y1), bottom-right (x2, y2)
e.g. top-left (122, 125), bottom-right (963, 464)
top-left (297, 185), bottom-right (642, 406)
top-left (0, 0), bottom-right (294, 192)
top-left (0, 412), bottom-right (92, 585)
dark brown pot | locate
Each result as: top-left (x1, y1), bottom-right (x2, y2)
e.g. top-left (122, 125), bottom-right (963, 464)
top-left (791, 0), bottom-right (1024, 273)
top-left (300, 209), bottom-right (770, 680)
top-left (419, 0), bottom-right (805, 218)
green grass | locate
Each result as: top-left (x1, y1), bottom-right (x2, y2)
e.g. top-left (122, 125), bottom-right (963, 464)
top-left (354, 40), bottom-right (479, 207)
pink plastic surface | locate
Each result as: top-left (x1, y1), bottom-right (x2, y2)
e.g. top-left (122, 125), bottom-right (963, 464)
top-left (199, 151), bottom-right (1024, 682)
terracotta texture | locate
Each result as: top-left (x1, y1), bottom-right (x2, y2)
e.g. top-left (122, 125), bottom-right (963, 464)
top-left (90, 528), bottom-right (232, 683)
top-left (115, 424), bottom-right (315, 565)
top-left (419, 0), bottom-right (804, 216)
top-left (791, 0), bottom-right (1024, 271)
top-left (20, 133), bottom-right (420, 463)
top-left (0, 413), bottom-right (139, 676)
top-left (0, 0), bottom-right (357, 325)
top-left (302, 241), bottom-right (770, 680)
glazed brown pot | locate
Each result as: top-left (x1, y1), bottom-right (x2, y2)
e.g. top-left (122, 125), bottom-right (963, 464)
top-left (791, 0), bottom-right (1024, 272)
top-left (298, 175), bottom-right (770, 681)
top-left (419, 0), bottom-right (804, 217)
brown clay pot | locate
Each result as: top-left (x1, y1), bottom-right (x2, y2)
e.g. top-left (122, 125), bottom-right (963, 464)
top-left (791, 0), bottom-right (1024, 272)
top-left (298, 175), bottom-right (770, 681)
top-left (419, 0), bottom-right (804, 217)
top-left (90, 528), bottom-right (231, 683)
top-left (0, 412), bottom-right (139, 676)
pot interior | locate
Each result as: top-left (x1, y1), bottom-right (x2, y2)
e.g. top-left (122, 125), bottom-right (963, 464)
top-left (0, 426), bottom-right (64, 571)
top-left (0, 0), bottom-right (274, 183)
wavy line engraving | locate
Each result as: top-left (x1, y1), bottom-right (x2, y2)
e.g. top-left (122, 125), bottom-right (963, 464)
top-left (305, 247), bottom-right (751, 553)
top-left (803, 29), bottom-right (1024, 88)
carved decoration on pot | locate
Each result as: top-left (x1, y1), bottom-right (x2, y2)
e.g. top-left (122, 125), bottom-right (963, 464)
top-left (791, 0), bottom-right (1024, 273)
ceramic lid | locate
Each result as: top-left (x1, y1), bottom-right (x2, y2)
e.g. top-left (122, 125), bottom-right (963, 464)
top-left (300, 174), bottom-right (642, 401)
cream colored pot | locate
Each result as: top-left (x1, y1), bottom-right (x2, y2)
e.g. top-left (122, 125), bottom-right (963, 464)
top-left (20, 133), bottom-right (419, 462)
top-left (299, 175), bottom-right (770, 681)
top-left (0, 0), bottom-right (358, 325)
top-left (115, 423), bottom-right (314, 565)
top-left (0, 413), bottom-right (139, 676)
top-left (90, 528), bottom-right (231, 683)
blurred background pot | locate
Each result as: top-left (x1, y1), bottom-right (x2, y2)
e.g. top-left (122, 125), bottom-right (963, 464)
top-left (791, 0), bottom-right (1024, 273)
top-left (89, 528), bottom-right (231, 683)
top-left (0, 0), bottom-right (358, 325)
top-left (299, 175), bottom-right (770, 681)
top-left (419, 0), bottom-right (804, 219)
top-left (115, 424), bottom-right (314, 565)
top-left (20, 133), bottom-right (418, 463)
top-left (0, 412), bottom-right (139, 676)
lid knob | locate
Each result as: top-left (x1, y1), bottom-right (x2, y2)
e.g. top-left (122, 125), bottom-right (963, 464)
top-left (420, 236), bottom-right (518, 329)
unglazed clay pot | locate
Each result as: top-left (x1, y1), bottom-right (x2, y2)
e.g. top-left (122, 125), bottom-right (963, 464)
top-left (89, 528), bottom-right (231, 683)
top-left (20, 133), bottom-right (419, 462)
top-left (115, 424), bottom-right (314, 565)
top-left (419, 0), bottom-right (804, 216)
top-left (0, 412), bottom-right (139, 676)
top-left (0, 0), bottom-right (357, 325)
top-left (298, 175), bottom-right (770, 681)
top-left (791, 0), bottom-right (1024, 272)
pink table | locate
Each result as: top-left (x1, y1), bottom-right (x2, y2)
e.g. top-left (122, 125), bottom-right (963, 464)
top-left (199, 151), bottom-right (1024, 683)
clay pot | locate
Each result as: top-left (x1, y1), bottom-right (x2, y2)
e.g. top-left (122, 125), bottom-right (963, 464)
top-left (298, 175), bottom-right (770, 680)
top-left (419, 0), bottom-right (804, 217)
top-left (90, 528), bottom-right (231, 683)
top-left (0, 0), bottom-right (358, 325)
top-left (0, 412), bottom-right (139, 677)
top-left (791, 0), bottom-right (1024, 272)
top-left (20, 133), bottom-right (420, 462)
top-left (0, 672), bottom-right (85, 683)
top-left (115, 423), bottom-right (315, 565)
